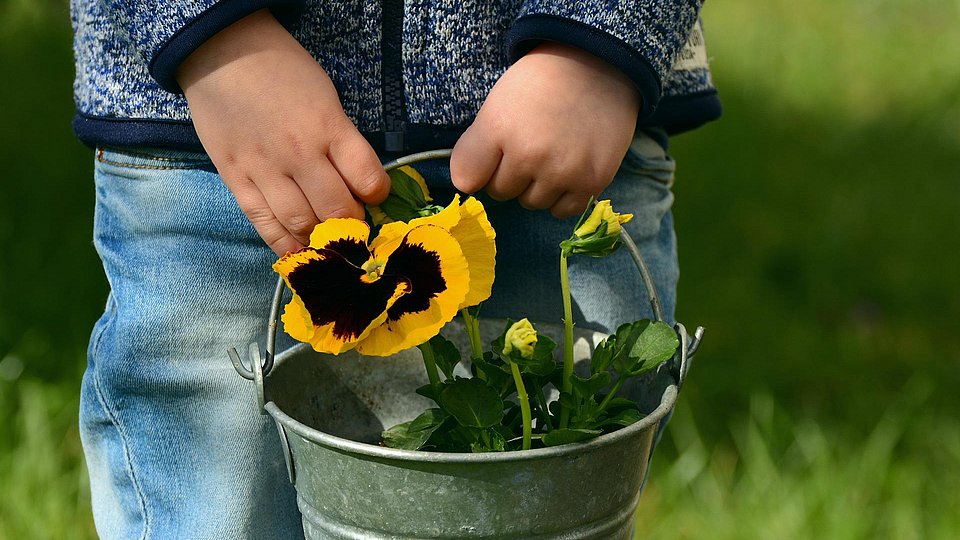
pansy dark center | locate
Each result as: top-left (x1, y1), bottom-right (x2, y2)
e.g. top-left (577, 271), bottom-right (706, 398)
top-left (384, 240), bottom-right (446, 321)
top-left (287, 247), bottom-right (410, 341)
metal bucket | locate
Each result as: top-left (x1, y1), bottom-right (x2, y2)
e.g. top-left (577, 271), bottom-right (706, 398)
top-left (230, 151), bottom-right (702, 539)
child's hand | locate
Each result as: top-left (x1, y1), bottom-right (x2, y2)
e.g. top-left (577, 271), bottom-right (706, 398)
top-left (177, 10), bottom-right (390, 255)
top-left (450, 42), bottom-right (642, 218)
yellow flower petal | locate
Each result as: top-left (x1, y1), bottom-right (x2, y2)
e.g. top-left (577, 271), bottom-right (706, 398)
top-left (308, 218), bottom-right (371, 251)
top-left (370, 193), bottom-right (463, 253)
top-left (451, 196), bottom-right (496, 308)
top-left (356, 224), bottom-right (470, 356)
top-left (574, 200), bottom-right (611, 238)
top-left (279, 293), bottom-right (316, 344)
top-left (370, 194), bottom-right (495, 309)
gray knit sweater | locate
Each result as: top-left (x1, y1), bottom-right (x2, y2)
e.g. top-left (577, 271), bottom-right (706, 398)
top-left (71, 0), bottom-right (721, 153)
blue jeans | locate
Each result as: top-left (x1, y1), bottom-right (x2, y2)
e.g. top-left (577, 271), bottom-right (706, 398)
top-left (80, 132), bottom-right (678, 538)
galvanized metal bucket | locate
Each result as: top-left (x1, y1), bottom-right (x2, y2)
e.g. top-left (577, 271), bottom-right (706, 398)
top-left (230, 151), bottom-right (703, 539)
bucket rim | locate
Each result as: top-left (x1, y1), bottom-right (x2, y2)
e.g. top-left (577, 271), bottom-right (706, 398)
top-left (264, 380), bottom-right (678, 463)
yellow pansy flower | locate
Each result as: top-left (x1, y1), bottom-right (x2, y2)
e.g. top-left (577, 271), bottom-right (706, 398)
top-left (273, 218), bottom-right (470, 356)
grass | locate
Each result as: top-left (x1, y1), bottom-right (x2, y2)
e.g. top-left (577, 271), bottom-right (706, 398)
top-left (1, 0), bottom-right (958, 537)
top-left (636, 383), bottom-right (960, 539)
top-left (0, 378), bottom-right (95, 539)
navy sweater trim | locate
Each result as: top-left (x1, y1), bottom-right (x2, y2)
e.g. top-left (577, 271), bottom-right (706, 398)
top-left (73, 113), bottom-right (470, 155)
top-left (646, 91), bottom-right (723, 135)
top-left (149, 0), bottom-right (305, 94)
top-left (506, 14), bottom-right (661, 121)
top-left (73, 114), bottom-right (203, 149)
top-left (74, 97), bottom-right (721, 154)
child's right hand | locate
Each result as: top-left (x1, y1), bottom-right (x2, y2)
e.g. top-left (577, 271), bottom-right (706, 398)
top-left (177, 10), bottom-right (390, 256)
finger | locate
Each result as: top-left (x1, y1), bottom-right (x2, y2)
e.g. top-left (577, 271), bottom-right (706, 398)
top-left (451, 121), bottom-right (502, 194)
top-left (550, 191), bottom-right (592, 219)
top-left (517, 180), bottom-right (563, 210)
top-left (328, 127), bottom-right (391, 204)
top-left (293, 157), bottom-right (366, 222)
top-left (254, 172), bottom-right (326, 245)
top-left (230, 178), bottom-right (304, 255)
top-left (484, 152), bottom-right (532, 201)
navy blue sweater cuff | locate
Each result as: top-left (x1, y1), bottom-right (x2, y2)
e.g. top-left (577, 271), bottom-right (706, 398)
top-left (149, 0), bottom-right (304, 94)
top-left (506, 14), bottom-right (662, 122)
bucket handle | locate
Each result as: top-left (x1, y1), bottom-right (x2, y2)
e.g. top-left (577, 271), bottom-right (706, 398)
top-left (230, 149), bottom-right (702, 392)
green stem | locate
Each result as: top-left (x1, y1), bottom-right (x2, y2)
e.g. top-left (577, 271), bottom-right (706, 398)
top-left (419, 342), bottom-right (441, 389)
top-left (509, 363), bottom-right (532, 450)
top-left (559, 253), bottom-right (575, 429)
top-left (460, 308), bottom-right (486, 380)
top-left (461, 308), bottom-right (484, 361)
top-left (597, 377), bottom-right (625, 413)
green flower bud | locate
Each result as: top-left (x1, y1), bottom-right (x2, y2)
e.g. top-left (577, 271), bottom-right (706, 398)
top-left (503, 318), bottom-right (538, 359)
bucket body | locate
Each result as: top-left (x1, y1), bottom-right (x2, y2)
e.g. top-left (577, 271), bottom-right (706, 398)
top-left (260, 320), bottom-right (683, 540)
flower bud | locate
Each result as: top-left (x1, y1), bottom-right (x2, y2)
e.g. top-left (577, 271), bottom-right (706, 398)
top-left (503, 318), bottom-right (538, 359)
top-left (574, 200), bottom-right (632, 238)
top-left (561, 200), bottom-right (633, 257)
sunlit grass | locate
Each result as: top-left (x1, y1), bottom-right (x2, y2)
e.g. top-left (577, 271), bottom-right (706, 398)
top-left (636, 382), bottom-right (960, 539)
top-left (0, 379), bottom-right (95, 539)
top-left (702, 0), bottom-right (960, 139)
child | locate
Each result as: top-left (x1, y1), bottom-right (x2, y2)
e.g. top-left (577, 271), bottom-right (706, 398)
top-left (72, 2), bottom-right (720, 537)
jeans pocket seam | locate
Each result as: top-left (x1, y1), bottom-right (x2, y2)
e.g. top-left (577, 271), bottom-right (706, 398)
top-left (96, 147), bottom-right (209, 171)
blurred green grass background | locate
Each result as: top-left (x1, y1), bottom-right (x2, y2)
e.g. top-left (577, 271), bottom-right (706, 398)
top-left (1, 0), bottom-right (958, 537)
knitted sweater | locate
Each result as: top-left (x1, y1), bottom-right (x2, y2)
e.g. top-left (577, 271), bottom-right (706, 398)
top-left (71, 0), bottom-right (721, 153)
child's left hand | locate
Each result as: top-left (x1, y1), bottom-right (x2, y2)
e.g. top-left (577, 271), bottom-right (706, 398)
top-left (450, 42), bottom-right (642, 218)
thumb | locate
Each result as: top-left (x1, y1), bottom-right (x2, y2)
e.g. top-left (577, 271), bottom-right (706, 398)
top-left (450, 120), bottom-right (502, 194)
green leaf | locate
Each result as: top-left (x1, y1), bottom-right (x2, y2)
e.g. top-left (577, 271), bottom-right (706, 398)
top-left (511, 352), bottom-right (556, 377)
top-left (610, 320), bottom-right (672, 375)
top-left (415, 383), bottom-right (441, 403)
top-left (591, 339), bottom-right (616, 373)
top-left (438, 377), bottom-right (505, 429)
top-left (427, 334), bottom-right (461, 379)
top-left (382, 409), bottom-right (449, 450)
top-left (571, 398), bottom-right (600, 427)
top-left (557, 391), bottom-right (577, 410)
top-left (388, 168), bottom-right (427, 206)
top-left (382, 422), bottom-right (423, 450)
top-left (470, 428), bottom-right (507, 453)
top-left (513, 334), bottom-right (558, 376)
top-left (630, 321), bottom-right (679, 365)
top-left (541, 428), bottom-right (603, 447)
top-left (408, 408), bottom-right (449, 432)
top-left (471, 354), bottom-right (512, 394)
top-left (600, 397), bottom-right (639, 414)
top-left (594, 408), bottom-right (643, 429)
top-left (531, 333), bottom-right (557, 361)
top-left (570, 372), bottom-right (612, 400)
top-left (607, 321), bottom-right (646, 373)
top-left (378, 194), bottom-right (420, 222)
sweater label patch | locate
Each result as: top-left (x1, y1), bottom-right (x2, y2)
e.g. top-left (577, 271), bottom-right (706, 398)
top-left (672, 23), bottom-right (708, 71)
